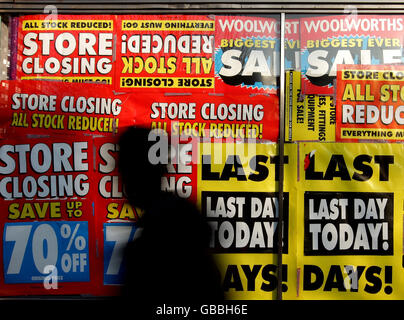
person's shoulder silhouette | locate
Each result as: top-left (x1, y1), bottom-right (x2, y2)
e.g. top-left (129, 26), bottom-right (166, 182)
top-left (118, 126), bottom-right (224, 307)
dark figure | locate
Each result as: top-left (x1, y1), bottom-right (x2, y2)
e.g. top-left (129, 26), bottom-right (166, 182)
top-left (118, 127), bottom-right (224, 313)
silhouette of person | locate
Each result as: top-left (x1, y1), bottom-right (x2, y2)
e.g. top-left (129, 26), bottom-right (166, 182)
top-left (118, 127), bottom-right (224, 314)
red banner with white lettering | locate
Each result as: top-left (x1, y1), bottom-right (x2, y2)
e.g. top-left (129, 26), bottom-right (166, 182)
top-left (16, 15), bottom-right (116, 85)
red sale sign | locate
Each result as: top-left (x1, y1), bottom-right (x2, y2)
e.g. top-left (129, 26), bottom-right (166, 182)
top-left (214, 15), bottom-right (280, 94)
top-left (16, 15), bottom-right (116, 85)
top-left (336, 64), bottom-right (404, 142)
top-left (0, 135), bottom-right (97, 295)
top-left (116, 15), bottom-right (215, 91)
top-left (128, 92), bottom-right (279, 142)
top-left (0, 80), bottom-right (134, 137)
top-left (16, 14), bottom-right (285, 96)
top-left (300, 15), bottom-right (404, 94)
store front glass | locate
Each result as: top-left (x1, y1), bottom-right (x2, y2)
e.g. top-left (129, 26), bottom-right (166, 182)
top-left (0, 10), bottom-right (403, 300)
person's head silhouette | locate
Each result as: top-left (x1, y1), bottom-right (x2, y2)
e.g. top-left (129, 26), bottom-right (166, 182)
top-left (118, 126), bottom-right (166, 210)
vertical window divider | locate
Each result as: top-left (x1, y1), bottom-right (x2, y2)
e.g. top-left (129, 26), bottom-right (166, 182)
top-left (277, 11), bottom-right (286, 301)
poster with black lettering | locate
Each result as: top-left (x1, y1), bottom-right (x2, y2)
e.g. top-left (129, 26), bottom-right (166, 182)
top-left (16, 15), bottom-right (116, 84)
top-left (128, 92), bottom-right (279, 141)
top-left (202, 191), bottom-right (288, 253)
top-left (304, 192), bottom-right (393, 255)
top-left (116, 15), bottom-right (215, 91)
top-left (285, 71), bottom-right (335, 141)
top-left (198, 142), bottom-right (298, 299)
top-left (0, 135), bottom-right (97, 295)
top-left (300, 15), bottom-right (404, 95)
top-left (0, 80), bottom-right (133, 137)
top-left (336, 64), bottom-right (404, 142)
top-left (215, 15), bottom-right (280, 94)
top-left (298, 142), bottom-right (404, 299)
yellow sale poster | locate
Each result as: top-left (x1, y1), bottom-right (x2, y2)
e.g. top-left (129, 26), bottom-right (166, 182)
top-left (286, 71), bottom-right (335, 142)
top-left (296, 142), bottom-right (404, 299)
top-left (196, 141), bottom-right (298, 300)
